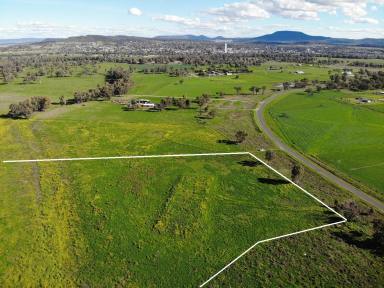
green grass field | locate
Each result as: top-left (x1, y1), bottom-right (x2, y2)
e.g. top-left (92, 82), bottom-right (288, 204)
top-left (0, 62), bottom-right (330, 114)
top-left (129, 63), bottom-right (330, 97)
top-left (0, 103), bottom-right (335, 287)
top-left (266, 90), bottom-right (384, 200)
top-left (1, 62), bottom-right (384, 287)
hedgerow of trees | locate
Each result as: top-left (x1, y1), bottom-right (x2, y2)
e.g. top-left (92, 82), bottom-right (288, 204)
top-left (8, 96), bottom-right (51, 119)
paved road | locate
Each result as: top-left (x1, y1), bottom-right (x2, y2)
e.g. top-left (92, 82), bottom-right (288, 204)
top-left (256, 92), bottom-right (384, 213)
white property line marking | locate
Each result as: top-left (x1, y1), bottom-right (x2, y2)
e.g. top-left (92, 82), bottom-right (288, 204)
top-left (2, 152), bottom-right (249, 163)
top-left (199, 152), bottom-right (346, 287)
top-left (2, 151), bottom-right (347, 286)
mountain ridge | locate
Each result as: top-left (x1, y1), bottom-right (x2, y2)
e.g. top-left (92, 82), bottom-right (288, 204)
top-left (2, 31), bottom-right (384, 47)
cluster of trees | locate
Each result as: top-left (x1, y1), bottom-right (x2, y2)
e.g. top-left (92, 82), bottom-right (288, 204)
top-left (8, 96), bottom-right (51, 119)
top-left (159, 96), bottom-right (191, 110)
top-left (334, 200), bottom-right (384, 254)
top-left (23, 72), bottom-right (40, 84)
top-left (233, 85), bottom-right (267, 96)
top-left (349, 61), bottom-right (384, 69)
top-left (140, 66), bottom-right (189, 77)
top-left (0, 60), bottom-right (21, 83)
top-left (326, 70), bottom-right (384, 91)
top-left (73, 67), bottom-right (131, 104)
top-left (234, 131), bottom-right (248, 144)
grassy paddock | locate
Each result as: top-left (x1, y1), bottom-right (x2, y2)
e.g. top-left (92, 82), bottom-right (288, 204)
top-left (0, 104), bottom-right (335, 286)
top-left (0, 155), bottom-right (333, 286)
top-left (0, 62), bottom-right (330, 113)
top-left (266, 90), bottom-right (384, 200)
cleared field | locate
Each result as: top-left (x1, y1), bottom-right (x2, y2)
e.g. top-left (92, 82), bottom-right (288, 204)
top-left (0, 62), bottom-right (330, 113)
top-left (266, 90), bottom-right (384, 200)
top-left (1, 92), bottom-right (384, 287)
top-left (1, 155), bottom-right (333, 287)
top-left (130, 64), bottom-right (330, 97)
top-left (0, 102), bottom-right (335, 287)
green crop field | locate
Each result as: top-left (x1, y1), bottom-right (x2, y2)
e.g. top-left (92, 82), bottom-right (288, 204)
top-left (0, 102), bottom-right (335, 287)
top-left (266, 90), bottom-right (384, 200)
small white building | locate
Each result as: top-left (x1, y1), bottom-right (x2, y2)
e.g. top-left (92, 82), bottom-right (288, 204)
top-left (345, 71), bottom-right (354, 77)
top-left (135, 99), bottom-right (155, 108)
top-left (295, 70), bottom-right (305, 74)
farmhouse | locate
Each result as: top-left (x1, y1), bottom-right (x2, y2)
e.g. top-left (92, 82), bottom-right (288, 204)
top-left (134, 99), bottom-right (155, 108)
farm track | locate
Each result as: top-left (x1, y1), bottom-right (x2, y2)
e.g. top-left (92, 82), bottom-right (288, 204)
top-left (256, 91), bottom-right (384, 213)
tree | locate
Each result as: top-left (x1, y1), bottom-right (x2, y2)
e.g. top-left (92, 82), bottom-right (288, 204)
top-left (261, 86), bottom-right (266, 95)
top-left (305, 88), bottom-right (313, 96)
top-left (179, 79), bottom-right (184, 85)
top-left (235, 130), bottom-right (248, 144)
top-left (249, 86), bottom-right (260, 95)
top-left (105, 67), bottom-right (130, 84)
top-left (234, 86), bottom-right (242, 95)
top-left (8, 96), bottom-right (51, 119)
top-left (265, 150), bottom-right (275, 161)
top-left (283, 82), bottom-right (290, 90)
top-left (334, 201), bottom-right (361, 221)
top-left (291, 164), bottom-right (302, 183)
top-left (59, 96), bottom-right (66, 106)
top-left (207, 110), bottom-right (216, 119)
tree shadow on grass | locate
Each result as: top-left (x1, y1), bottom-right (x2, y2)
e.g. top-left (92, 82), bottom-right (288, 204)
top-left (258, 178), bottom-right (290, 185)
top-left (332, 230), bottom-right (381, 255)
top-left (238, 160), bottom-right (261, 167)
top-left (217, 139), bottom-right (238, 145)
top-left (0, 114), bottom-right (28, 120)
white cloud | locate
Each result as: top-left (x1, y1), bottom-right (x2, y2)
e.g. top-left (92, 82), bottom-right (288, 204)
top-left (0, 21), bottom-right (158, 38)
top-left (129, 7), bottom-right (142, 16)
top-left (206, 1), bottom-right (380, 23)
top-left (154, 15), bottom-right (230, 33)
top-left (208, 2), bottom-right (270, 20)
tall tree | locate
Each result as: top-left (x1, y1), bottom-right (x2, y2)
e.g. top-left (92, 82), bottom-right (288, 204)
top-left (235, 130), bottom-right (248, 144)
top-left (291, 164), bottom-right (302, 183)
top-left (234, 86), bottom-right (242, 95)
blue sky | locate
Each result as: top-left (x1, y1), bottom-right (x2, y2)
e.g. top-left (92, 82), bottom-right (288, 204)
top-left (0, 0), bottom-right (383, 39)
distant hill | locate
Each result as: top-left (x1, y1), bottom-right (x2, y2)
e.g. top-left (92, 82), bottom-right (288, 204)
top-left (154, 35), bottom-right (212, 41)
top-left (5, 31), bottom-right (384, 47)
top-left (0, 38), bottom-right (45, 46)
top-left (153, 31), bottom-right (384, 47)
top-left (243, 31), bottom-right (384, 47)
top-left (249, 31), bottom-right (330, 43)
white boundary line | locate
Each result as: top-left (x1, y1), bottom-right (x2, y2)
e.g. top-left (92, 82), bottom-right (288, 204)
top-left (2, 151), bottom-right (346, 286)
top-left (2, 152), bottom-right (248, 163)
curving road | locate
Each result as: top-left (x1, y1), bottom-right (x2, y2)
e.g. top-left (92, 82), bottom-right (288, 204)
top-left (256, 92), bottom-right (384, 213)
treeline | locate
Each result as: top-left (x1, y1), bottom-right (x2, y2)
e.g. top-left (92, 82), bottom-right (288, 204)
top-left (141, 66), bottom-right (190, 77)
top-left (72, 67), bottom-right (131, 104)
top-left (8, 96), bottom-right (51, 119)
top-left (326, 69), bottom-right (384, 91)
top-left (349, 61), bottom-right (384, 69)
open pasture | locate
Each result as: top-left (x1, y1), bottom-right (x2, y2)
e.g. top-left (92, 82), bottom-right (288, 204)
top-left (129, 63), bottom-right (330, 97)
top-left (1, 153), bottom-right (334, 287)
top-left (0, 62), bottom-right (330, 114)
top-left (0, 100), bottom-right (338, 287)
top-left (266, 90), bottom-right (384, 199)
